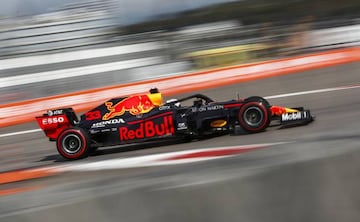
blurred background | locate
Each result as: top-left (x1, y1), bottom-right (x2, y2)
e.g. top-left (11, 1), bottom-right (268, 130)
top-left (1, 0), bottom-right (360, 103)
top-left (1, 2), bottom-right (360, 221)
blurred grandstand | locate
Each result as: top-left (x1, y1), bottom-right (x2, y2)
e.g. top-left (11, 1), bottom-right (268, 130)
top-left (1, 0), bottom-right (360, 103)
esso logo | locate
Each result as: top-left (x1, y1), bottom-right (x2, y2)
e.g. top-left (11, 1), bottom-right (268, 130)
top-left (42, 116), bottom-right (65, 125)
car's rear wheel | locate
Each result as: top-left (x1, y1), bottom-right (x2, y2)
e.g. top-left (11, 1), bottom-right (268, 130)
top-left (238, 102), bottom-right (270, 133)
top-left (56, 127), bottom-right (90, 160)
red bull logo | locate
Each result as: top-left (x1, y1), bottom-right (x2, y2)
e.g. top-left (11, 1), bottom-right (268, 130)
top-left (270, 106), bottom-right (299, 116)
top-left (103, 95), bottom-right (155, 120)
top-left (119, 115), bottom-right (174, 141)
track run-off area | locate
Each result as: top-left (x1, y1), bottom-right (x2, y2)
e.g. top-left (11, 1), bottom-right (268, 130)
top-left (0, 61), bottom-right (360, 221)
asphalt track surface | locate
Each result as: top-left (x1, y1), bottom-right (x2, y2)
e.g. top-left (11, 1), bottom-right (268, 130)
top-left (1, 62), bottom-right (360, 221)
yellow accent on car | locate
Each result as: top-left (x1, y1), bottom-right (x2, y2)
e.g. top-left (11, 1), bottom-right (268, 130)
top-left (210, 120), bottom-right (227, 128)
top-left (285, 108), bottom-right (299, 113)
top-left (148, 93), bottom-right (163, 106)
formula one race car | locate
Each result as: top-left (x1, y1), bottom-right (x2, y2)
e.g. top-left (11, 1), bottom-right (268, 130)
top-left (36, 88), bottom-right (314, 160)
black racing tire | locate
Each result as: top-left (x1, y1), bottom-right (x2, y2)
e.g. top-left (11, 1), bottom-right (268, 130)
top-left (245, 96), bottom-right (270, 108)
top-left (56, 127), bottom-right (90, 160)
top-left (238, 102), bottom-right (270, 133)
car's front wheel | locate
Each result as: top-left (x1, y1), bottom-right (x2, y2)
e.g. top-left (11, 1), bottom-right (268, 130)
top-left (238, 102), bottom-right (270, 133)
top-left (56, 127), bottom-right (90, 160)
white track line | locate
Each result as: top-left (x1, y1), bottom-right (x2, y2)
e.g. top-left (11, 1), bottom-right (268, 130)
top-left (0, 129), bottom-right (41, 138)
top-left (265, 84), bottom-right (360, 99)
top-left (1, 84), bottom-right (359, 139)
top-left (53, 143), bottom-right (285, 172)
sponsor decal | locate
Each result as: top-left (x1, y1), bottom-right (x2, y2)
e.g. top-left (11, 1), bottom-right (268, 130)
top-left (91, 118), bottom-right (125, 128)
top-left (281, 112), bottom-right (303, 121)
top-left (47, 109), bottom-right (63, 116)
top-left (101, 129), bottom-right (111, 133)
top-left (42, 116), bottom-right (65, 125)
top-left (119, 115), bottom-right (174, 141)
top-left (271, 106), bottom-right (299, 116)
top-left (103, 95), bottom-right (155, 120)
top-left (193, 105), bottom-right (224, 112)
top-left (177, 122), bottom-right (188, 130)
top-left (206, 105), bottom-right (224, 111)
top-left (159, 105), bottom-right (171, 110)
top-left (90, 129), bottom-right (100, 134)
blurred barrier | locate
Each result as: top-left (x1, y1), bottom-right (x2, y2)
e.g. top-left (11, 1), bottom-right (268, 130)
top-left (0, 41), bottom-right (178, 103)
top-left (0, 0), bottom-right (119, 58)
top-left (307, 24), bottom-right (360, 50)
top-left (1, 57), bottom-right (164, 88)
top-left (173, 21), bottom-right (360, 67)
top-left (0, 42), bottom-right (164, 70)
top-left (1, 47), bottom-right (359, 127)
top-left (0, 18), bottom-right (118, 58)
top-left (183, 44), bottom-right (270, 68)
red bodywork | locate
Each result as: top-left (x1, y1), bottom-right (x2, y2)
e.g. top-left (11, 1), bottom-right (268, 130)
top-left (270, 106), bottom-right (299, 116)
top-left (35, 114), bottom-right (72, 140)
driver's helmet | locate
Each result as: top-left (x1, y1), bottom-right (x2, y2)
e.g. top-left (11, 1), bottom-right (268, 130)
top-left (149, 88), bottom-right (159, 94)
top-left (148, 88), bottom-right (162, 106)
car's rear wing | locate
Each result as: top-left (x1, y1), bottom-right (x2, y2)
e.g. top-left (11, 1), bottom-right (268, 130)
top-left (35, 108), bottom-right (78, 141)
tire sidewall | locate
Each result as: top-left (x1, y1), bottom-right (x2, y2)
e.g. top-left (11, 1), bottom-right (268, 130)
top-left (57, 128), bottom-right (89, 160)
top-left (245, 96), bottom-right (270, 108)
top-left (238, 102), bottom-right (269, 133)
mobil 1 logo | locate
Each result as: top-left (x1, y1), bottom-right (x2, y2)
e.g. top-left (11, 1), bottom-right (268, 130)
top-left (281, 111), bottom-right (310, 122)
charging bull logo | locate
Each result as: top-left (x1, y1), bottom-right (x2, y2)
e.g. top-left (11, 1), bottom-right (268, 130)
top-left (103, 95), bottom-right (155, 120)
top-left (270, 106), bottom-right (299, 116)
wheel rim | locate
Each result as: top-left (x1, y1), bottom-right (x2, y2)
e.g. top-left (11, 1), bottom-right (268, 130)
top-left (243, 106), bottom-right (264, 127)
top-left (62, 134), bottom-right (82, 154)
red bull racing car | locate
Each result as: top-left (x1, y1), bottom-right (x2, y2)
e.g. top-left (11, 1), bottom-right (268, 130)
top-left (36, 88), bottom-right (314, 160)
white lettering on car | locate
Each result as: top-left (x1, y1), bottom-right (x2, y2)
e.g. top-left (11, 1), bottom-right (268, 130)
top-left (91, 118), bottom-right (125, 128)
top-left (281, 112), bottom-right (302, 121)
top-left (47, 109), bottom-right (64, 116)
top-left (42, 116), bottom-right (65, 125)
